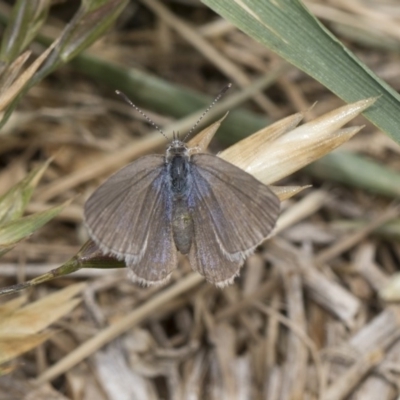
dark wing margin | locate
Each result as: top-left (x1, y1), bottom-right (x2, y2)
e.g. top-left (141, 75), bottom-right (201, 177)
top-left (84, 154), bottom-right (178, 285)
top-left (188, 153), bottom-right (280, 286)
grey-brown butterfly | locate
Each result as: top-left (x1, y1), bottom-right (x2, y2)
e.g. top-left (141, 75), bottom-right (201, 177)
top-left (84, 86), bottom-right (280, 287)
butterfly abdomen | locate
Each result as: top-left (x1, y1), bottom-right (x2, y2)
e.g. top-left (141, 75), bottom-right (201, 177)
top-left (169, 154), bottom-right (194, 255)
top-left (172, 197), bottom-right (193, 254)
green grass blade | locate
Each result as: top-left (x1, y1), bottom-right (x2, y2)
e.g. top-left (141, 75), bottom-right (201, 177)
top-left (0, 202), bottom-right (67, 249)
top-left (333, 219), bottom-right (400, 241)
top-left (0, 0), bottom-right (128, 129)
top-left (202, 0), bottom-right (400, 144)
top-left (0, 240), bottom-right (124, 296)
top-left (0, 159), bottom-right (51, 224)
top-left (305, 151), bottom-right (400, 198)
top-left (70, 54), bottom-right (277, 143)
top-left (0, 0), bottom-right (51, 62)
top-left (35, 0), bottom-right (129, 79)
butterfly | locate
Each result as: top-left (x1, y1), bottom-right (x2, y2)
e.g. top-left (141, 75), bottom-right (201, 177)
top-left (84, 88), bottom-right (280, 287)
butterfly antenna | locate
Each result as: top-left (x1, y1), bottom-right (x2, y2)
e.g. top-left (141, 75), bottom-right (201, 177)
top-left (115, 90), bottom-right (169, 141)
top-left (182, 83), bottom-right (232, 142)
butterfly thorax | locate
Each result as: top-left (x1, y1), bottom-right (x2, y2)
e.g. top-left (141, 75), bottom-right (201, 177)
top-left (170, 156), bottom-right (190, 195)
top-left (166, 140), bottom-right (194, 254)
top-left (166, 140), bottom-right (191, 197)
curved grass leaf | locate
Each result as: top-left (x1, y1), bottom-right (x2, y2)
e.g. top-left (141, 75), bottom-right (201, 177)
top-left (35, 0), bottom-right (129, 80)
top-left (0, 0), bottom-right (51, 62)
top-left (0, 283), bottom-right (84, 364)
top-left (306, 151), bottom-right (400, 198)
top-left (0, 159), bottom-right (52, 224)
top-left (0, 201), bottom-right (67, 251)
top-left (0, 0), bottom-right (129, 128)
top-left (202, 0), bottom-right (400, 145)
top-left (0, 240), bottom-right (124, 296)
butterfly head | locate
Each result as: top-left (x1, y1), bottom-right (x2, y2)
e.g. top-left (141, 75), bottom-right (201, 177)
top-left (166, 139), bottom-right (189, 162)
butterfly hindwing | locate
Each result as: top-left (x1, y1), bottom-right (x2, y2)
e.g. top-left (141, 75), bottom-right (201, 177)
top-left (187, 185), bottom-right (245, 286)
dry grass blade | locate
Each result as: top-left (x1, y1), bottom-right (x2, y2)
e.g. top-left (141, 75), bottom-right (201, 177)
top-left (275, 190), bottom-right (328, 234)
top-left (0, 158), bottom-right (52, 224)
top-left (0, 283), bottom-right (84, 336)
top-left (323, 350), bottom-right (384, 400)
top-left (0, 332), bottom-right (54, 366)
top-left (0, 295), bottom-right (27, 318)
top-left (0, 283), bottom-right (84, 364)
top-left (140, 0), bottom-right (279, 115)
top-left (0, 51), bottom-right (31, 97)
top-left (36, 273), bottom-right (202, 384)
top-left (254, 301), bottom-right (325, 398)
top-left (0, 39), bottom-right (59, 112)
top-left (0, 374), bottom-right (70, 399)
top-left (221, 98), bottom-right (376, 184)
top-left (316, 205), bottom-right (400, 264)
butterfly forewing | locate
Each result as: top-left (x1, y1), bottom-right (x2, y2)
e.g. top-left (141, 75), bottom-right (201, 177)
top-left (84, 155), bottom-right (166, 262)
top-left (188, 154), bottom-right (280, 285)
top-left (125, 170), bottom-right (178, 285)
